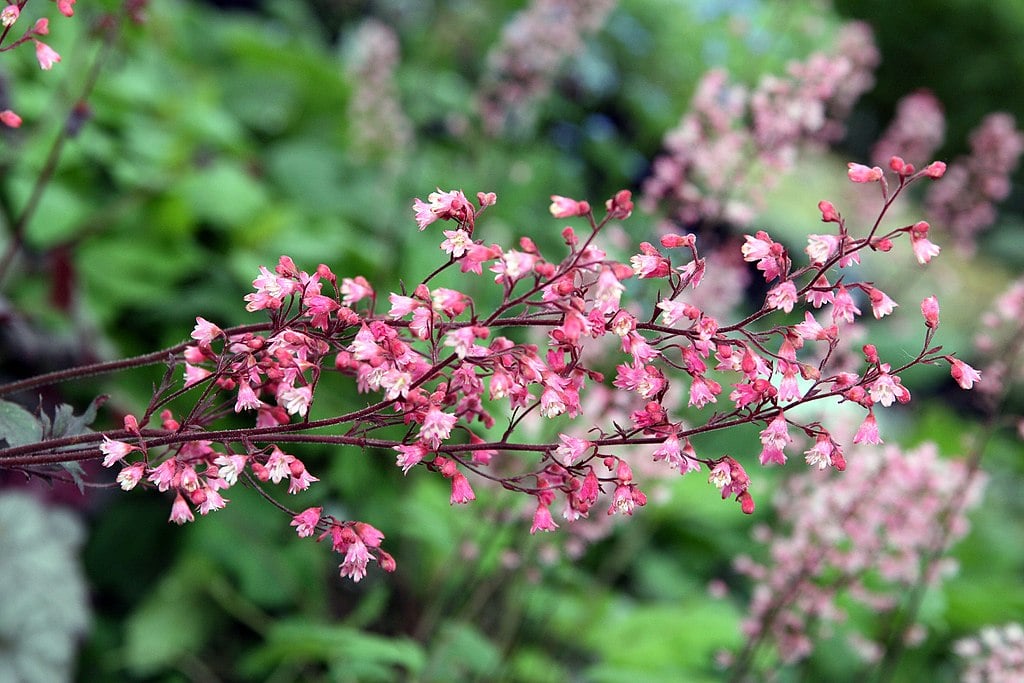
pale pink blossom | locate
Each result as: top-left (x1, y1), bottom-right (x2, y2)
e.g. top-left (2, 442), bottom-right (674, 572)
top-left (949, 358), bottom-right (982, 390)
top-left (169, 493), bottom-right (195, 525)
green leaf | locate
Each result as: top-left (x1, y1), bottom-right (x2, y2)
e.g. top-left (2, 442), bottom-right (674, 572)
top-left (45, 397), bottom-right (105, 440)
top-left (123, 554), bottom-right (220, 675)
top-left (0, 399), bottom-right (43, 448)
top-left (239, 619), bottom-right (425, 681)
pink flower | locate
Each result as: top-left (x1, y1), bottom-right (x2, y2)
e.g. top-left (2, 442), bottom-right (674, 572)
top-left (803, 434), bottom-right (835, 470)
top-left (530, 502), bottom-right (558, 533)
top-left (413, 188), bottom-right (473, 229)
top-left (148, 458), bottom-right (178, 491)
top-left (758, 412), bottom-right (791, 466)
top-left (847, 162), bottom-right (883, 183)
top-left (57, 0), bottom-right (77, 18)
top-left (277, 384), bottom-right (312, 417)
top-left (869, 372), bottom-right (899, 407)
top-left (340, 539), bottom-right (372, 582)
top-left (853, 410), bottom-right (883, 445)
top-left (605, 189), bottom-right (634, 219)
top-left (290, 507), bottom-right (322, 538)
top-left (630, 242), bottom-right (671, 279)
top-left (554, 434), bottom-right (589, 465)
top-left (100, 437), bottom-right (136, 468)
top-left (393, 443), bottom-right (428, 474)
top-left (191, 316), bottom-right (223, 345)
top-left (805, 234), bottom-right (839, 264)
top-left (831, 285), bottom-right (861, 324)
top-left (0, 109), bottom-right (21, 128)
top-left (234, 379), bottom-right (263, 412)
top-left (949, 358), bottom-right (982, 390)
top-left (866, 286), bottom-right (898, 319)
top-left (549, 195), bottom-right (589, 218)
top-left (420, 406), bottom-right (456, 448)
top-left (169, 493), bottom-right (195, 525)
top-left (766, 281), bottom-right (798, 313)
top-left (1, 5), bottom-right (19, 27)
top-left (441, 228), bottom-right (473, 257)
top-left (449, 472), bottom-right (476, 504)
top-left (340, 276), bottom-right (373, 305)
top-left (287, 460), bottom-right (319, 494)
top-left (34, 40), bottom-right (61, 70)
top-left (245, 265), bottom-right (292, 311)
top-left (688, 375), bottom-right (721, 408)
top-left (116, 463), bottom-right (146, 491)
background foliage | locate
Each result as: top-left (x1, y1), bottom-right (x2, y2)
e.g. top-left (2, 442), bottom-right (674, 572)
top-left (1, 0), bottom-right (1022, 681)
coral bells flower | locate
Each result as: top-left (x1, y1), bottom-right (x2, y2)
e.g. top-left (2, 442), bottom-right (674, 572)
top-left (948, 357), bottom-right (982, 389)
top-left (440, 228), bottom-right (473, 257)
top-left (630, 242), bottom-right (671, 279)
top-left (100, 437), bottom-right (136, 468)
top-left (412, 188), bottom-right (474, 230)
top-left (169, 493), bottom-right (195, 525)
top-left (847, 162), bottom-right (883, 183)
top-left (530, 501), bottom-right (559, 533)
top-left (909, 221), bottom-right (941, 264)
top-left (853, 410), bottom-right (883, 445)
top-left (57, 0), bottom-right (77, 18)
top-left (116, 463), bottom-right (146, 491)
top-left (1, 5), bottom-right (19, 26)
top-left (290, 507), bottom-right (322, 538)
top-left (605, 189), bottom-right (634, 219)
top-left (549, 195), bottom-right (590, 218)
top-left (449, 471), bottom-right (476, 505)
top-left (34, 41), bottom-right (61, 70)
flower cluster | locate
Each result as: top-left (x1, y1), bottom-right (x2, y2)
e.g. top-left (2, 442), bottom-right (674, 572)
top-left (954, 623), bottom-right (1024, 683)
top-left (1, 0), bottom-right (146, 128)
top-left (641, 22), bottom-right (879, 227)
top-left (925, 113), bottom-right (1024, 253)
top-left (732, 442), bottom-right (984, 668)
top-left (475, 0), bottom-right (615, 136)
top-left (341, 18), bottom-right (412, 161)
top-left (2, 156), bottom-right (983, 582)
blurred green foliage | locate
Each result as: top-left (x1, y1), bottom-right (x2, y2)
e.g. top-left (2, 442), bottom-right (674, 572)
top-left (1, 0), bottom-right (1022, 681)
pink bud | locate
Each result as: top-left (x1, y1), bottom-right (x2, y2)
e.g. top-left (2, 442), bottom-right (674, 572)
top-left (123, 414), bottom-right (141, 435)
top-left (921, 295), bottom-right (940, 329)
top-left (817, 200), bottom-right (839, 222)
top-left (863, 344), bottom-right (879, 364)
top-left (847, 162), bottom-right (884, 183)
top-left (605, 190), bottom-right (633, 219)
top-left (889, 156), bottom-right (906, 174)
top-left (32, 17), bottom-right (49, 35)
top-left (923, 161), bottom-right (947, 179)
top-left (738, 491), bottom-right (755, 514)
top-left (0, 109), bottom-right (22, 128)
top-left (549, 195), bottom-right (587, 218)
top-left (378, 551), bottom-right (397, 572)
top-left (660, 233), bottom-right (695, 248)
top-left (476, 191), bottom-right (497, 207)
